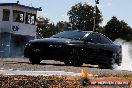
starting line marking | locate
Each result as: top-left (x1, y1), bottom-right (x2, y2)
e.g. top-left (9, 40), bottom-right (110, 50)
top-left (0, 68), bottom-right (98, 77)
top-left (0, 70), bottom-right (82, 76)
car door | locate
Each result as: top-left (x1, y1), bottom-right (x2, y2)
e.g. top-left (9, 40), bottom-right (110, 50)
top-left (83, 33), bottom-right (101, 60)
top-left (98, 34), bottom-right (114, 58)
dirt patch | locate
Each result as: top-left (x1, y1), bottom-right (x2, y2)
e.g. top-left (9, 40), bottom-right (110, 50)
top-left (0, 75), bottom-right (81, 88)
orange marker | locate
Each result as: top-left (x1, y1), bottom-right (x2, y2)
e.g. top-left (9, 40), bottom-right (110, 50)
top-left (81, 68), bottom-right (89, 78)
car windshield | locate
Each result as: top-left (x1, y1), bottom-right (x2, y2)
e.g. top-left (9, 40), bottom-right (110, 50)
top-left (51, 31), bottom-right (88, 40)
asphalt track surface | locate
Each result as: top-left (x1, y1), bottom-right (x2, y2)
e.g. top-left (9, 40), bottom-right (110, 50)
top-left (0, 58), bottom-right (132, 76)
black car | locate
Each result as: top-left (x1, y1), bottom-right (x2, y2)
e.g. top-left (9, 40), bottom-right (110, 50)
top-left (24, 30), bottom-right (122, 69)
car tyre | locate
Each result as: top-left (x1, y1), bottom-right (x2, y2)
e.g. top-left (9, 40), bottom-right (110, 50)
top-left (99, 65), bottom-right (114, 69)
top-left (70, 51), bottom-right (83, 66)
top-left (99, 59), bottom-right (116, 69)
top-left (64, 61), bottom-right (72, 66)
top-left (64, 60), bottom-right (83, 66)
top-left (71, 60), bottom-right (83, 67)
top-left (29, 57), bottom-right (42, 64)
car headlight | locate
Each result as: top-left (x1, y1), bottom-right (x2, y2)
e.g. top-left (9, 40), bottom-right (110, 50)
top-left (26, 42), bottom-right (31, 46)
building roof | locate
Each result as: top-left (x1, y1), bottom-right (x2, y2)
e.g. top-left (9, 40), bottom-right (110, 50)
top-left (0, 2), bottom-right (42, 11)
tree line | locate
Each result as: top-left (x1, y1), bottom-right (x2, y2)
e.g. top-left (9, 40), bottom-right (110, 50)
top-left (36, 2), bottom-right (132, 41)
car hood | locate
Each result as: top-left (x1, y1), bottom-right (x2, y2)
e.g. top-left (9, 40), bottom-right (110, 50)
top-left (29, 38), bottom-right (75, 44)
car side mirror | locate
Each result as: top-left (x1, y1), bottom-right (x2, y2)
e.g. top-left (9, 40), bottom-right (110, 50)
top-left (84, 39), bottom-right (93, 45)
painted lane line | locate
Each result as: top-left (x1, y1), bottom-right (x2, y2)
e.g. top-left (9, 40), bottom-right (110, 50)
top-left (0, 70), bottom-right (82, 76)
top-left (0, 68), bottom-right (4, 70)
top-left (8, 69), bottom-right (13, 71)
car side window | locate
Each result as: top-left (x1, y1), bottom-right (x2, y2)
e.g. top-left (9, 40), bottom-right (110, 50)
top-left (85, 33), bottom-right (101, 44)
top-left (100, 34), bottom-right (112, 44)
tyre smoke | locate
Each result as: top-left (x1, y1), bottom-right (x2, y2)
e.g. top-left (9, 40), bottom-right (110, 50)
top-left (114, 39), bottom-right (132, 71)
top-left (0, 33), bottom-right (34, 58)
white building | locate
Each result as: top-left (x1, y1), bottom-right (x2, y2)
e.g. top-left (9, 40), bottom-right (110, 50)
top-left (0, 1), bottom-right (42, 57)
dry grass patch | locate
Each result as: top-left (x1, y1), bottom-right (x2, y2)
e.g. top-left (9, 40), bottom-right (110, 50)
top-left (0, 74), bottom-right (131, 88)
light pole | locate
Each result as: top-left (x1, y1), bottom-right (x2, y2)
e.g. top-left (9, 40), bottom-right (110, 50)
top-left (93, 0), bottom-right (99, 32)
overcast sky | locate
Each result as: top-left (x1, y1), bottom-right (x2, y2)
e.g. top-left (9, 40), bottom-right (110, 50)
top-left (1, 0), bottom-right (132, 26)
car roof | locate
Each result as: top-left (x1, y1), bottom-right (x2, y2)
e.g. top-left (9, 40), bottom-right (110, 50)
top-left (67, 30), bottom-right (109, 38)
top-left (66, 30), bottom-right (99, 34)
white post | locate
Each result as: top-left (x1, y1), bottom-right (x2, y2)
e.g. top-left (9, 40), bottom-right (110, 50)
top-left (93, 0), bottom-right (99, 32)
top-left (93, 0), bottom-right (96, 32)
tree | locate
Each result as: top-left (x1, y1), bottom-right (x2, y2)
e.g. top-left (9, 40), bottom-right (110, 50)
top-left (96, 25), bottom-right (104, 33)
top-left (36, 17), bottom-right (56, 38)
top-left (67, 2), bottom-right (103, 31)
top-left (56, 21), bottom-right (71, 32)
top-left (104, 16), bottom-right (132, 41)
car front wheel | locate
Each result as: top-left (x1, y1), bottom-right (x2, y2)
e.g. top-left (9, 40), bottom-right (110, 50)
top-left (72, 60), bottom-right (83, 67)
top-left (64, 60), bottom-right (83, 66)
top-left (64, 61), bottom-right (72, 66)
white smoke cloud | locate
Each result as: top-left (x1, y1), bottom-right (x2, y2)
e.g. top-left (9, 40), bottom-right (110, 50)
top-left (114, 39), bottom-right (132, 71)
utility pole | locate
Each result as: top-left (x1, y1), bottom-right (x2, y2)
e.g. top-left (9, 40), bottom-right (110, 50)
top-left (93, 0), bottom-right (99, 32)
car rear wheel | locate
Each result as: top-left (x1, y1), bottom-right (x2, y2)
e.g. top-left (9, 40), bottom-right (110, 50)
top-left (29, 57), bottom-right (42, 64)
top-left (99, 59), bottom-right (116, 69)
top-left (99, 65), bottom-right (115, 69)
